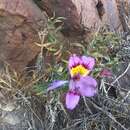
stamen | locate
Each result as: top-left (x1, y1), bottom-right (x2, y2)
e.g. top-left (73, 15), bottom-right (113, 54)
top-left (69, 90), bottom-right (80, 96)
top-left (70, 65), bottom-right (90, 77)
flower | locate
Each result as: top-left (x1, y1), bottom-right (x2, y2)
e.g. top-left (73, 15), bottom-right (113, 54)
top-left (100, 68), bottom-right (112, 77)
top-left (47, 54), bottom-right (97, 110)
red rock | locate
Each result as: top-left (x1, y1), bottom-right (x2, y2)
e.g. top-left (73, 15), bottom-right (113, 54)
top-left (50, 0), bottom-right (83, 36)
top-left (0, 0), bottom-right (47, 72)
top-left (42, 0), bottom-right (123, 36)
top-left (101, 0), bottom-right (123, 31)
top-left (49, 0), bottom-right (101, 36)
top-left (33, 0), bottom-right (53, 16)
top-left (71, 0), bottom-right (101, 30)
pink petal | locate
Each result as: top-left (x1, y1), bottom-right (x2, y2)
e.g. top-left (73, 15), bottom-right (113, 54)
top-left (69, 79), bottom-right (76, 90)
top-left (81, 56), bottom-right (95, 70)
top-left (47, 80), bottom-right (68, 91)
top-left (77, 76), bottom-right (97, 97)
top-left (66, 91), bottom-right (80, 110)
top-left (100, 69), bottom-right (112, 77)
top-left (68, 54), bottom-right (81, 69)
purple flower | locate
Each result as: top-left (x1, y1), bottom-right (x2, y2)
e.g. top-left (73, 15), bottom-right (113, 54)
top-left (47, 54), bottom-right (97, 110)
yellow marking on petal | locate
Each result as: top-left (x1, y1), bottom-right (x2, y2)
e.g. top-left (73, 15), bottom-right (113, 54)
top-left (70, 65), bottom-right (89, 77)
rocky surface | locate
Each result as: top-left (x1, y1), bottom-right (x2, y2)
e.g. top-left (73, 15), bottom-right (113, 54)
top-left (0, 0), bottom-right (47, 72)
top-left (101, 0), bottom-right (123, 31)
top-left (49, 0), bottom-right (101, 36)
top-left (37, 0), bottom-right (123, 36)
top-left (0, 0), bottom-right (128, 72)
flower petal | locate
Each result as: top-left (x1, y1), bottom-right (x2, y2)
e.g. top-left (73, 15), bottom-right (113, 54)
top-left (69, 79), bottom-right (76, 90)
top-left (81, 56), bottom-right (95, 70)
top-left (68, 54), bottom-right (81, 69)
top-left (66, 91), bottom-right (80, 110)
top-left (77, 76), bottom-right (97, 97)
top-left (100, 68), bottom-right (112, 77)
top-left (47, 80), bottom-right (68, 91)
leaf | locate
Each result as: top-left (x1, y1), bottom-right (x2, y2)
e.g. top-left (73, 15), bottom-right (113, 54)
top-left (47, 34), bottom-right (56, 43)
top-left (71, 43), bottom-right (85, 52)
top-left (33, 82), bottom-right (47, 95)
top-left (34, 42), bottom-right (54, 47)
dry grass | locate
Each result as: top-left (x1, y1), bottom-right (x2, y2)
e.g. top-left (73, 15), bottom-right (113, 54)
top-left (0, 14), bottom-right (130, 130)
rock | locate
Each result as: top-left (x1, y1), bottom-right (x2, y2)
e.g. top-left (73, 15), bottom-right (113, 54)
top-left (33, 0), bottom-right (53, 16)
top-left (0, 0), bottom-right (47, 72)
top-left (115, 0), bottom-right (130, 32)
top-left (37, 0), bottom-right (123, 37)
top-left (49, 0), bottom-right (83, 36)
top-left (49, 0), bottom-right (101, 36)
top-left (101, 0), bottom-right (123, 31)
top-left (0, 0), bottom-right (45, 21)
top-left (71, 0), bottom-right (101, 30)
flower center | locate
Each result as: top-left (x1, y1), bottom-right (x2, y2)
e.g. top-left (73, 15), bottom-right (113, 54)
top-left (70, 65), bottom-right (89, 77)
top-left (69, 90), bottom-right (80, 96)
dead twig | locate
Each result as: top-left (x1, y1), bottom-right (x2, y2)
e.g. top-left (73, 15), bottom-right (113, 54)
top-left (87, 99), bottom-right (128, 130)
top-left (111, 62), bottom-right (130, 85)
